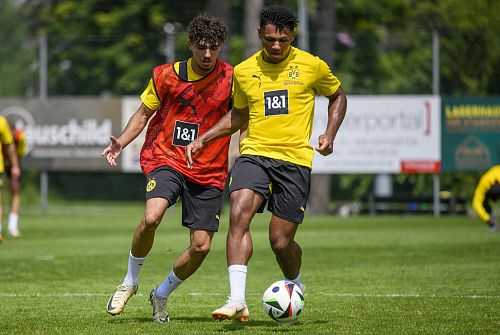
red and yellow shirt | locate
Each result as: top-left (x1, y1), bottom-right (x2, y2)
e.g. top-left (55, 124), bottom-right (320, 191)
top-left (140, 59), bottom-right (233, 189)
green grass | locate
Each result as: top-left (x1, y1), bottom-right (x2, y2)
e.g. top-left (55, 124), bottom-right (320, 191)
top-left (1, 202), bottom-right (499, 334)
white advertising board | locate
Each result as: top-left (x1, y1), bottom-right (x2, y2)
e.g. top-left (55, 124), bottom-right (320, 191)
top-left (311, 95), bottom-right (441, 174)
top-left (121, 97), bottom-right (146, 173)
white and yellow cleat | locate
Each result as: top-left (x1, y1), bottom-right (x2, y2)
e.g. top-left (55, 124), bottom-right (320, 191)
top-left (212, 298), bottom-right (249, 322)
top-left (106, 283), bottom-right (138, 315)
top-left (8, 229), bottom-right (21, 237)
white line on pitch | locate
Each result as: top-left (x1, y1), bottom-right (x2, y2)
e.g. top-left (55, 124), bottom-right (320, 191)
top-left (0, 292), bottom-right (498, 299)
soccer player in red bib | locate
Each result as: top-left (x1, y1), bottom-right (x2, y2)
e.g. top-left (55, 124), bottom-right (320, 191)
top-left (187, 4), bottom-right (347, 321)
top-left (102, 15), bottom-right (233, 323)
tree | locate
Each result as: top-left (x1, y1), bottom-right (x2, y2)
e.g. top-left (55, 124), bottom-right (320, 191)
top-left (0, 0), bottom-right (34, 96)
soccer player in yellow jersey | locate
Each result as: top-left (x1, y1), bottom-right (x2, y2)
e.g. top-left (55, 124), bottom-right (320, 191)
top-left (3, 119), bottom-right (27, 238)
top-left (472, 165), bottom-right (500, 232)
top-left (186, 4), bottom-right (347, 321)
top-left (0, 115), bottom-right (21, 243)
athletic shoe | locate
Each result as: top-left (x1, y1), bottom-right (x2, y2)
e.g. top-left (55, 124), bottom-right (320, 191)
top-left (8, 229), bottom-right (20, 237)
top-left (106, 283), bottom-right (138, 315)
top-left (212, 298), bottom-right (249, 322)
top-left (489, 224), bottom-right (497, 233)
top-left (149, 288), bottom-right (169, 323)
top-left (298, 282), bottom-right (306, 295)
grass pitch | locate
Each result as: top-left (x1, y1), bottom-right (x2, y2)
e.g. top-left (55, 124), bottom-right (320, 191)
top-left (0, 202), bottom-right (499, 334)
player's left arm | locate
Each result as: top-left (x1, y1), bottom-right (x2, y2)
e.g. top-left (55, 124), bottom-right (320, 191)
top-left (315, 87), bottom-right (347, 156)
top-left (6, 142), bottom-right (20, 178)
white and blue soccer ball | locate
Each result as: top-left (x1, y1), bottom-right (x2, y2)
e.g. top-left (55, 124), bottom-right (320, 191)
top-left (262, 280), bottom-right (304, 323)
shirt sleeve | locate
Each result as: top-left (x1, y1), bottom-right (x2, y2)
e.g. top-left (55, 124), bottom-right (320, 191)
top-left (0, 117), bottom-right (13, 145)
top-left (313, 58), bottom-right (341, 97)
top-left (472, 182), bottom-right (490, 222)
top-left (140, 79), bottom-right (161, 111)
top-left (232, 73), bottom-right (248, 110)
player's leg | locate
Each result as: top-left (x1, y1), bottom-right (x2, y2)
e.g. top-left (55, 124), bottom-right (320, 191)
top-left (131, 197), bottom-right (169, 257)
top-left (269, 215), bottom-right (304, 292)
top-left (107, 167), bottom-right (180, 316)
top-left (106, 197), bottom-right (169, 316)
top-left (7, 174), bottom-right (21, 237)
top-left (151, 229), bottom-right (214, 323)
top-left (0, 178), bottom-right (4, 243)
top-left (151, 180), bottom-right (221, 323)
top-left (212, 188), bottom-right (263, 321)
top-left (267, 159), bottom-right (310, 293)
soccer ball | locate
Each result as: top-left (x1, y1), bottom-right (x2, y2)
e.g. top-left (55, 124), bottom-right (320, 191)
top-left (262, 280), bottom-right (304, 323)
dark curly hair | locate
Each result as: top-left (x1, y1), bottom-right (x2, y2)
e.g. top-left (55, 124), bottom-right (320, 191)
top-left (259, 4), bottom-right (298, 32)
top-left (187, 15), bottom-right (228, 47)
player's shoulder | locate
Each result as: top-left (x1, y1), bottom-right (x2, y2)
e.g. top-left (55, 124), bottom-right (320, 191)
top-left (152, 63), bottom-right (175, 78)
top-left (217, 58), bottom-right (234, 69)
top-left (291, 47), bottom-right (324, 67)
top-left (234, 51), bottom-right (261, 76)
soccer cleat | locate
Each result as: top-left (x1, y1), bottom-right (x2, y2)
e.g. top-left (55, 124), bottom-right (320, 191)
top-left (212, 298), bottom-right (249, 322)
top-left (8, 229), bottom-right (20, 237)
top-left (106, 283), bottom-right (138, 315)
top-left (298, 282), bottom-right (306, 295)
top-left (149, 288), bottom-right (169, 323)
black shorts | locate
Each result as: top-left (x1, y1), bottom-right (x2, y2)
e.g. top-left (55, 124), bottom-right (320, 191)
top-left (146, 166), bottom-right (222, 231)
top-left (229, 155), bottom-right (311, 223)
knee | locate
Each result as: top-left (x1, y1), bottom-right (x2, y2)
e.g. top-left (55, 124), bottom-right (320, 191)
top-left (269, 235), bottom-right (291, 253)
top-left (141, 213), bottom-right (162, 231)
top-left (191, 241), bottom-right (211, 257)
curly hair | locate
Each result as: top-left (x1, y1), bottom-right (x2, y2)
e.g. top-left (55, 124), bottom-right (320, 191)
top-left (259, 4), bottom-right (298, 32)
top-left (187, 15), bottom-right (228, 47)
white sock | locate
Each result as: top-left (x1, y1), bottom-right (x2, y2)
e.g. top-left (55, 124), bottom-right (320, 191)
top-left (8, 213), bottom-right (19, 232)
top-left (156, 270), bottom-right (183, 298)
top-left (0, 221), bottom-right (2, 234)
top-left (286, 273), bottom-right (303, 288)
top-left (123, 251), bottom-right (146, 286)
top-left (228, 264), bottom-right (247, 304)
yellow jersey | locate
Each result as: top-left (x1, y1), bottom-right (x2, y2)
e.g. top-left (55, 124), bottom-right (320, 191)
top-left (0, 115), bottom-right (14, 173)
top-left (472, 165), bottom-right (500, 221)
top-left (233, 46), bottom-right (341, 168)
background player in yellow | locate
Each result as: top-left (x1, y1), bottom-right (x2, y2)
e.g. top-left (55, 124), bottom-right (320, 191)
top-left (186, 4), bottom-right (347, 321)
top-left (472, 165), bottom-right (500, 232)
top-left (3, 118), bottom-right (27, 238)
top-left (0, 115), bottom-right (21, 243)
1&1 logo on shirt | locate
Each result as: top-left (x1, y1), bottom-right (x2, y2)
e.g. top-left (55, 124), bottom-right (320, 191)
top-left (264, 89), bottom-right (289, 116)
top-left (173, 120), bottom-right (199, 146)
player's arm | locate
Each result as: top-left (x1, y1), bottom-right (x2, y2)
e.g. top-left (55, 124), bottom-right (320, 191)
top-left (101, 103), bottom-right (155, 167)
top-left (186, 107), bottom-right (249, 169)
top-left (315, 86), bottom-right (347, 156)
top-left (5, 142), bottom-right (20, 178)
top-left (472, 181), bottom-right (497, 232)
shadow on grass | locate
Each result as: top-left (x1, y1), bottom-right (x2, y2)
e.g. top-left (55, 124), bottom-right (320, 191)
top-left (105, 317), bottom-right (151, 324)
top-left (220, 319), bottom-right (328, 331)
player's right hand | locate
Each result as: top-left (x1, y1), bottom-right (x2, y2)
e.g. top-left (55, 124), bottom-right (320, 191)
top-left (186, 139), bottom-right (204, 169)
top-left (101, 135), bottom-right (122, 167)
